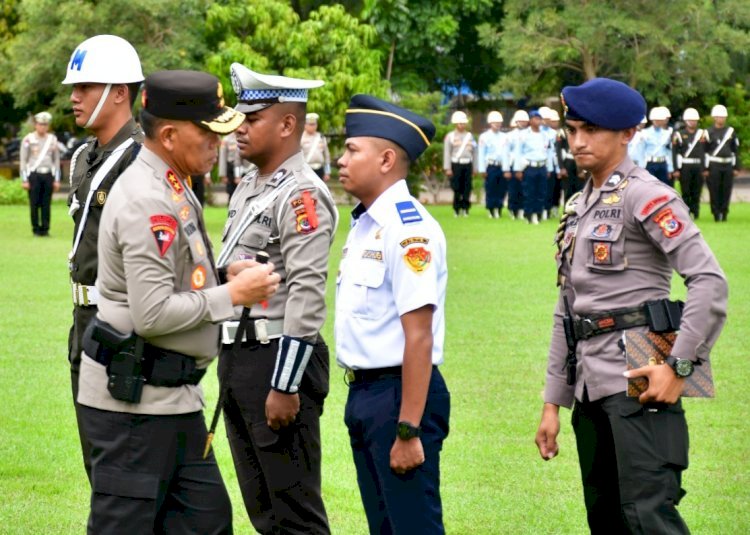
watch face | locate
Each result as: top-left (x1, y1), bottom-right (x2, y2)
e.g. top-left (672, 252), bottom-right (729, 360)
top-left (675, 359), bottom-right (694, 377)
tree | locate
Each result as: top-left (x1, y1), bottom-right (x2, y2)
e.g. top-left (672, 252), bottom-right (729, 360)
top-left (204, 0), bottom-right (386, 133)
top-left (479, 0), bottom-right (750, 103)
top-left (2, 0), bottom-right (207, 129)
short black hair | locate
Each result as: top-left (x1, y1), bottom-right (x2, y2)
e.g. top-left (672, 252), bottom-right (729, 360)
top-left (139, 108), bottom-right (167, 140)
top-left (127, 82), bottom-right (141, 108)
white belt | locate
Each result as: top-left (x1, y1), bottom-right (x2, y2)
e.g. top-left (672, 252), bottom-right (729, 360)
top-left (221, 318), bottom-right (284, 345)
top-left (527, 160), bottom-right (547, 168)
top-left (647, 157), bottom-right (667, 163)
top-left (708, 156), bottom-right (733, 164)
top-left (681, 158), bottom-right (701, 165)
top-left (486, 159), bottom-right (502, 167)
top-left (452, 158), bottom-right (472, 164)
top-left (72, 283), bottom-right (99, 306)
top-left (35, 166), bottom-right (52, 174)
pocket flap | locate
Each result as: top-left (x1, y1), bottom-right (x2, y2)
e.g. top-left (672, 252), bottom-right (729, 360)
top-left (350, 264), bottom-right (386, 288)
top-left (93, 468), bottom-right (159, 499)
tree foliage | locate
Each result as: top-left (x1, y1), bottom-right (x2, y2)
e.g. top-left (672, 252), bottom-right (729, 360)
top-left (205, 0), bottom-right (386, 133)
top-left (480, 0), bottom-right (750, 103)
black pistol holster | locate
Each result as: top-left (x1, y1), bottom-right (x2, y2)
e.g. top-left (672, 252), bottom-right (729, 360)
top-left (83, 318), bottom-right (145, 403)
top-left (562, 296), bottom-right (578, 386)
top-left (644, 299), bottom-right (684, 333)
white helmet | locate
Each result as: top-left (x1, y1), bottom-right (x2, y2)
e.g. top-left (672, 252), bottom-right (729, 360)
top-left (538, 106), bottom-right (552, 120)
top-left (648, 107), bottom-right (670, 121)
top-left (34, 111), bottom-right (52, 124)
top-left (451, 111), bottom-right (468, 124)
top-left (682, 108), bottom-right (700, 121)
top-left (512, 110), bottom-right (529, 123)
top-left (62, 35), bottom-right (144, 85)
top-left (548, 109), bottom-right (560, 121)
top-left (487, 111), bottom-right (503, 124)
top-left (711, 104), bottom-right (728, 117)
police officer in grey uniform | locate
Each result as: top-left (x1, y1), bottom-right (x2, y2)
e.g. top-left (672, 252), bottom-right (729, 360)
top-left (535, 78), bottom-right (728, 534)
top-left (301, 112), bottom-right (331, 181)
top-left (672, 108), bottom-right (706, 219)
top-left (20, 111), bottom-right (61, 236)
top-left (61, 34), bottom-right (145, 481)
top-left (443, 111), bottom-right (477, 217)
top-left (705, 104), bottom-right (740, 222)
top-left (216, 63), bottom-right (337, 534)
top-left (78, 69), bottom-right (279, 533)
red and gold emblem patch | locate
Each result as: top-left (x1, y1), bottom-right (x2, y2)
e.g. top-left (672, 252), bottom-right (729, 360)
top-left (403, 246), bottom-right (432, 273)
top-left (166, 169), bottom-right (184, 196)
top-left (653, 208), bottom-right (683, 238)
top-left (191, 266), bottom-right (207, 289)
top-left (592, 242), bottom-right (611, 265)
top-left (179, 205), bottom-right (190, 221)
top-left (150, 214), bottom-right (177, 257)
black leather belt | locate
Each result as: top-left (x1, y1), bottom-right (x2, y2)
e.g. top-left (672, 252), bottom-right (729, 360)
top-left (573, 305), bottom-right (648, 341)
top-left (84, 336), bottom-right (205, 387)
top-left (346, 365), bottom-right (437, 384)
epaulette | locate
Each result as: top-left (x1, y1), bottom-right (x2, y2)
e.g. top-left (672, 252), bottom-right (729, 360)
top-left (396, 200), bottom-right (423, 225)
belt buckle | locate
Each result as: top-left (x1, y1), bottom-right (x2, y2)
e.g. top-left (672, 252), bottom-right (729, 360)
top-left (254, 319), bottom-right (270, 345)
top-left (581, 318), bottom-right (595, 339)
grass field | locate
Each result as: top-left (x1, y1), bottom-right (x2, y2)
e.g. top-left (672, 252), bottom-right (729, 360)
top-left (1, 200), bottom-right (749, 534)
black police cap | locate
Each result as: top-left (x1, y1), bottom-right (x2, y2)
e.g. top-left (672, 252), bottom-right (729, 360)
top-left (345, 94), bottom-right (436, 161)
top-left (142, 70), bottom-right (245, 134)
top-left (561, 78), bottom-right (646, 130)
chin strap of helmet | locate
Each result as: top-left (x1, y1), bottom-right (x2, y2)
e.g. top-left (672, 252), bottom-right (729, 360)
top-left (84, 83), bottom-right (112, 129)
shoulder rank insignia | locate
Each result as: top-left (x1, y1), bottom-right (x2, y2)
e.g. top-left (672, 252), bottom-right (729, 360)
top-left (165, 169), bottom-right (184, 196)
top-left (396, 201), bottom-right (422, 224)
top-left (606, 172), bottom-right (623, 187)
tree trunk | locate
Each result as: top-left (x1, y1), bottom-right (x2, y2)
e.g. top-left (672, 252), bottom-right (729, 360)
top-left (386, 40), bottom-right (396, 81)
top-left (581, 49), bottom-right (597, 80)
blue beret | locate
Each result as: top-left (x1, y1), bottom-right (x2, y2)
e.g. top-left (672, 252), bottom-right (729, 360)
top-left (345, 94), bottom-right (436, 161)
top-left (561, 78), bottom-right (646, 130)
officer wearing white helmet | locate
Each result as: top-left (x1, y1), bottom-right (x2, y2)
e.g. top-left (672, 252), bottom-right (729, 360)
top-left (477, 111), bottom-right (512, 218)
top-left (641, 106), bottom-right (675, 185)
top-left (443, 110), bottom-right (477, 216)
top-left (20, 111), bottom-right (61, 236)
top-left (507, 110), bottom-right (530, 219)
top-left (628, 115), bottom-right (648, 167)
top-left (705, 104), bottom-right (739, 221)
top-left (673, 108), bottom-right (707, 218)
top-left (542, 108), bottom-right (563, 218)
top-left (62, 34), bottom-right (145, 483)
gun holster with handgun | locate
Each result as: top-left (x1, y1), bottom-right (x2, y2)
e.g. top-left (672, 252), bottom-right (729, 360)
top-left (83, 318), bottom-right (145, 403)
top-left (562, 296), bottom-right (578, 386)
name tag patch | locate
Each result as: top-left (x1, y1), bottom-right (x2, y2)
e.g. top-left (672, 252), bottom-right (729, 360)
top-left (362, 249), bottom-right (383, 261)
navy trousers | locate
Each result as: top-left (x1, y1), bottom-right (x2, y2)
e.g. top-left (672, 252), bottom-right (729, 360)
top-left (572, 392), bottom-right (689, 535)
top-left (522, 166), bottom-right (548, 219)
top-left (484, 165), bottom-right (507, 212)
top-left (508, 175), bottom-right (524, 215)
top-left (345, 367), bottom-right (450, 535)
top-left (646, 161), bottom-right (672, 187)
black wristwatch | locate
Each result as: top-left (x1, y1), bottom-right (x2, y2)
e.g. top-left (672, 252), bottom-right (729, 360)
top-left (396, 421), bottom-right (421, 440)
top-left (665, 356), bottom-right (695, 378)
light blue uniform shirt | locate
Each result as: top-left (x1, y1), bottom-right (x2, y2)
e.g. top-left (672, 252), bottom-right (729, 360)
top-left (629, 130), bottom-right (645, 167)
top-left (513, 129), bottom-right (554, 172)
top-left (477, 129), bottom-right (512, 173)
top-left (334, 180), bottom-right (447, 370)
top-left (640, 126), bottom-right (674, 173)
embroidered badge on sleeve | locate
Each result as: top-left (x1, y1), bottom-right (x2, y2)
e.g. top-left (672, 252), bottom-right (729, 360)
top-left (150, 214), bottom-right (177, 257)
top-left (191, 266), bottom-right (207, 289)
top-left (653, 208), bottom-right (683, 238)
top-left (403, 246), bottom-right (432, 273)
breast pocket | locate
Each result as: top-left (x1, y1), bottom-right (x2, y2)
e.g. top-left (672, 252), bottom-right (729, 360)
top-left (583, 222), bottom-right (626, 273)
top-left (350, 264), bottom-right (389, 320)
top-left (237, 223), bottom-right (273, 251)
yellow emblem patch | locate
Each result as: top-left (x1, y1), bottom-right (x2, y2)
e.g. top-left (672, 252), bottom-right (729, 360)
top-left (403, 246), bottom-right (432, 273)
top-left (96, 190), bottom-right (107, 205)
top-left (602, 193), bottom-right (621, 205)
top-left (179, 205), bottom-right (190, 221)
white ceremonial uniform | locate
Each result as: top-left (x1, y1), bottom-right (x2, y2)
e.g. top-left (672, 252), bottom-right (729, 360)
top-left (335, 180), bottom-right (447, 370)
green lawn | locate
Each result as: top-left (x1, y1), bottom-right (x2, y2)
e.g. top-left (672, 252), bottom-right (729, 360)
top-left (1, 200), bottom-right (748, 534)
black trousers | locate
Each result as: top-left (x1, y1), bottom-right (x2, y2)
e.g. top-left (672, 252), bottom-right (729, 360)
top-left (219, 338), bottom-right (330, 535)
top-left (344, 367), bottom-right (450, 535)
top-left (679, 164), bottom-right (703, 218)
top-left (646, 162), bottom-right (672, 187)
top-left (450, 163), bottom-right (473, 214)
top-left (79, 406), bottom-right (232, 534)
top-left (69, 304), bottom-right (98, 483)
top-left (572, 392), bottom-right (689, 535)
top-left (707, 162), bottom-right (733, 220)
top-left (545, 171), bottom-right (562, 211)
top-left (28, 172), bottom-right (54, 234)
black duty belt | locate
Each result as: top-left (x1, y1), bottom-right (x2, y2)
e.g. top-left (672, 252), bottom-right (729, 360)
top-left (84, 335), bottom-right (205, 387)
top-left (573, 305), bottom-right (648, 341)
top-left (573, 299), bottom-right (683, 341)
top-left (346, 365), bottom-right (438, 384)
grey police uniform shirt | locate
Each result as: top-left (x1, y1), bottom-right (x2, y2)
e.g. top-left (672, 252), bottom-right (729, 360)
top-left (77, 146), bottom-right (235, 415)
top-left (545, 156), bottom-right (728, 408)
top-left (220, 151), bottom-right (336, 353)
top-left (443, 130), bottom-right (478, 171)
top-left (300, 131), bottom-right (331, 173)
top-left (20, 132), bottom-right (61, 181)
